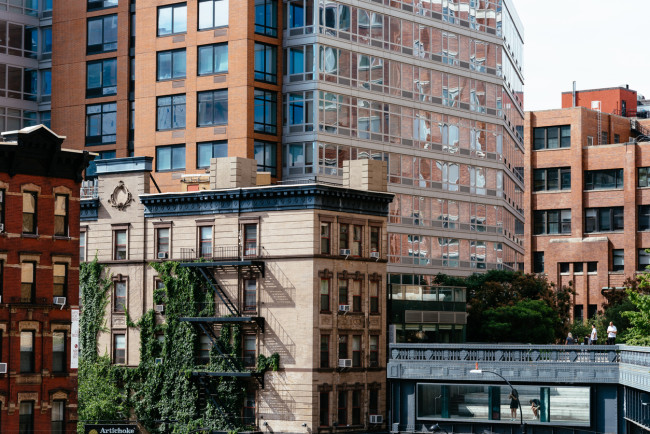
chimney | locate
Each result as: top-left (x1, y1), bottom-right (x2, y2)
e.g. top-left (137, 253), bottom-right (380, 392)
top-left (343, 159), bottom-right (388, 192)
top-left (572, 81), bottom-right (576, 107)
top-left (209, 157), bottom-right (257, 189)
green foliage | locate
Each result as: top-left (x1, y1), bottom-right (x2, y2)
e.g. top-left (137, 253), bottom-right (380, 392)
top-left (436, 271), bottom-right (574, 343)
top-left (482, 300), bottom-right (559, 344)
top-left (79, 257), bottom-right (112, 361)
top-left (77, 356), bottom-right (128, 429)
top-left (621, 289), bottom-right (650, 346)
top-left (257, 353), bottom-right (280, 372)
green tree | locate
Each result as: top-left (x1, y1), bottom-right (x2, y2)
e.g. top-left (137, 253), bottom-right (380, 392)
top-left (482, 299), bottom-right (559, 344)
top-left (621, 289), bottom-right (650, 346)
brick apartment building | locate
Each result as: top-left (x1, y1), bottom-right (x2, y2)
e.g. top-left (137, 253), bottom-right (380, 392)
top-left (524, 106), bottom-right (650, 320)
top-left (561, 85), bottom-right (638, 118)
top-left (80, 156), bottom-right (392, 432)
top-left (53, 0), bottom-right (527, 284)
top-left (0, 125), bottom-right (92, 433)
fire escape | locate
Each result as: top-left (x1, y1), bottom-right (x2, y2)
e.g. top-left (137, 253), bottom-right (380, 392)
top-left (178, 243), bottom-right (266, 422)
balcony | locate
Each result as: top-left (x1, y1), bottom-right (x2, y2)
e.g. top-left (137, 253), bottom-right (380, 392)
top-left (180, 245), bottom-right (260, 262)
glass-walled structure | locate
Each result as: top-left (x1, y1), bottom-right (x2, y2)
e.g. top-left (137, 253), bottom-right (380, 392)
top-left (282, 0), bottom-right (525, 282)
top-left (389, 284), bottom-right (466, 343)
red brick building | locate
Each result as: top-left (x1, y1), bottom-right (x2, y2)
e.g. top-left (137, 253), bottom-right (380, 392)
top-left (561, 86), bottom-right (638, 118)
top-left (524, 106), bottom-right (650, 320)
top-left (0, 125), bottom-right (92, 433)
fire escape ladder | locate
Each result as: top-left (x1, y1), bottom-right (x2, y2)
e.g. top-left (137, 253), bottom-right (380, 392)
top-left (195, 266), bottom-right (239, 317)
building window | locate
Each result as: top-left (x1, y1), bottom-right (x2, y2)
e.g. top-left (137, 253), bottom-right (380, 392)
top-left (197, 141), bottom-right (227, 168)
top-left (114, 280), bottom-right (126, 312)
top-left (338, 391), bottom-right (348, 426)
top-left (320, 392), bottom-right (329, 426)
top-left (198, 0), bottom-right (229, 30)
top-left (198, 43), bottom-right (228, 75)
top-left (158, 3), bottom-right (187, 36)
top-left (352, 390), bottom-right (361, 425)
top-left (574, 304), bottom-right (583, 321)
top-left (244, 279), bottom-right (256, 311)
top-left (533, 209), bottom-right (571, 235)
top-left (243, 335), bottom-right (256, 367)
top-left (52, 331), bottom-right (66, 373)
top-left (243, 391), bottom-right (255, 425)
top-left (19, 401), bottom-right (34, 433)
top-left (22, 191), bottom-right (37, 234)
top-left (533, 125), bottom-right (571, 150)
top-left (320, 278), bottom-right (330, 312)
top-left (320, 222), bottom-right (331, 254)
top-left (254, 140), bottom-right (277, 176)
top-left (254, 0), bottom-right (277, 36)
top-left (559, 262), bottom-right (570, 274)
top-left (254, 43), bottom-right (277, 83)
top-left (585, 207), bottom-right (624, 233)
top-left (533, 252), bottom-right (544, 273)
top-left (243, 224), bottom-right (258, 256)
top-left (639, 205), bottom-right (650, 231)
top-left (87, 15), bottom-right (117, 54)
top-left (157, 94), bottom-right (186, 130)
top-left (51, 399), bottom-right (65, 434)
top-left (114, 229), bottom-right (127, 260)
top-left (113, 334), bottom-right (126, 364)
top-left (587, 262), bottom-right (597, 273)
top-left (340, 224), bottom-right (349, 250)
top-left (533, 167), bottom-right (571, 191)
top-left (351, 335), bottom-right (361, 367)
top-left (53, 263), bottom-right (67, 298)
top-left (0, 260), bottom-right (3, 299)
top-left (611, 250), bottom-right (623, 271)
top-left (21, 261), bottom-right (35, 303)
top-left (156, 228), bottom-right (170, 258)
top-left (157, 49), bottom-right (186, 80)
top-left (88, 0), bottom-right (117, 11)
top-left (639, 249), bottom-right (650, 271)
top-left (254, 89), bottom-right (277, 134)
top-left (320, 335), bottom-right (329, 368)
top-left (602, 131), bottom-right (608, 144)
top-left (0, 188), bottom-right (4, 230)
top-left (86, 58), bottom-right (117, 97)
top-left (370, 226), bottom-right (380, 254)
top-left (197, 335), bottom-right (211, 364)
top-left (351, 279), bottom-right (361, 312)
top-left (369, 389), bottom-right (379, 415)
top-left (20, 331), bottom-right (35, 372)
top-left (369, 280), bottom-right (379, 313)
top-left (54, 194), bottom-right (68, 236)
top-left (351, 225), bottom-right (362, 256)
top-left (197, 89), bottom-right (228, 126)
top-left (338, 278), bottom-right (348, 307)
top-left (369, 335), bottom-right (379, 367)
top-left (338, 334), bottom-right (348, 359)
top-left (639, 167), bottom-right (650, 188)
top-left (86, 103), bottom-right (117, 145)
top-left (156, 144), bottom-right (186, 172)
top-left (199, 226), bottom-right (212, 257)
top-left (574, 262), bottom-right (583, 274)
top-left (584, 169), bottom-right (624, 190)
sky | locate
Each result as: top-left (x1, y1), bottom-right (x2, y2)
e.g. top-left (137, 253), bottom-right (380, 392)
top-left (512, 0), bottom-right (650, 111)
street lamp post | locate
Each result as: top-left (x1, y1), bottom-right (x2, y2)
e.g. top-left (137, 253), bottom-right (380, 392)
top-left (470, 364), bottom-right (527, 434)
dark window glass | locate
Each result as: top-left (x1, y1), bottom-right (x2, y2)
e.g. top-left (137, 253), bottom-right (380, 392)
top-left (52, 331), bottom-right (65, 373)
top-left (320, 335), bottom-right (329, 368)
top-left (113, 334), bottom-right (125, 364)
top-left (640, 205), bottom-right (650, 231)
top-left (157, 94), bottom-right (186, 130)
top-left (639, 167), bottom-right (650, 188)
top-left (157, 49), bottom-right (186, 80)
top-left (254, 140), bottom-right (277, 176)
top-left (338, 391), bottom-right (347, 426)
top-left (254, 43), bottom-right (277, 83)
top-left (533, 125), bottom-right (571, 150)
top-left (254, 89), bottom-right (277, 134)
top-left (114, 281), bottom-right (126, 311)
top-left (20, 331), bottom-right (34, 372)
top-left (198, 0), bottom-right (228, 30)
top-left (320, 223), bottom-right (330, 254)
top-left (87, 15), bottom-right (117, 54)
top-left (156, 144), bottom-right (186, 171)
top-left (639, 249), bottom-right (650, 271)
top-left (369, 335), bottom-right (379, 367)
top-left (352, 389), bottom-right (361, 425)
top-left (86, 102), bottom-right (117, 145)
top-left (574, 262), bottom-right (583, 273)
top-left (584, 169), bottom-right (624, 190)
top-left (612, 249), bottom-right (625, 271)
top-left (584, 207), bottom-right (624, 233)
top-left (533, 209), bottom-right (571, 235)
top-left (320, 278), bottom-right (329, 312)
top-left (0, 189), bottom-right (5, 230)
top-left (197, 43), bottom-right (228, 75)
top-left (244, 280), bottom-right (256, 312)
top-left (338, 279), bottom-right (348, 307)
top-left (587, 262), bottom-right (597, 273)
top-left (289, 1), bottom-right (304, 28)
top-left (559, 262), bottom-right (569, 274)
top-left (243, 335), bottom-right (256, 367)
top-left (158, 3), bottom-right (187, 36)
top-left (243, 391), bottom-right (255, 425)
top-left (614, 134), bottom-right (620, 144)
top-left (338, 334), bottom-right (347, 359)
top-left (319, 392), bottom-right (329, 426)
top-left (19, 401), bottom-right (34, 433)
top-left (88, 0), bottom-right (117, 11)
top-left (86, 58), bottom-right (117, 97)
top-left (197, 90), bottom-right (228, 126)
top-left (254, 0), bottom-right (278, 36)
top-left (533, 251), bottom-right (544, 273)
top-left (197, 141), bottom-right (227, 168)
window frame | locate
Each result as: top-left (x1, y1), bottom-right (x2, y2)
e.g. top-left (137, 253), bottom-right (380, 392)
top-left (113, 228), bottom-right (127, 260)
top-left (198, 0), bottom-right (229, 30)
top-left (243, 223), bottom-right (258, 257)
top-left (198, 225), bottom-right (213, 258)
top-left (53, 262), bottom-right (68, 298)
top-left (0, 188), bottom-right (5, 230)
top-left (351, 224), bottom-right (362, 257)
top-left (369, 335), bottom-right (379, 367)
top-left (21, 261), bottom-right (36, 303)
top-left (320, 334), bottom-right (329, 368)
top-left (352, 389), bottom-right (361, 425)
top-left (87, 14), bottom-right (118, 54)
top-left (243, 279), bottom-right (256, 312)
top-left (320, 277), bottom-right (330, 312)
top-left (533, 251), bottom-right (544, 273)
top-left (157, 49), bottom-right (187, 81)
top-left (88, 0), bottom-right (117, 11)
top-left (351, 335), bottom-right (361, 367)
top-left (156, 94), bottom-right (186, 131)
top-left (337, 390), bottom-right (348, 426)
top-left (196, 141), bottom-right (227, 169)
top-left (253, 140), bottom-right (277, 176)
top-left (156, 227), bottom-right (170, 258)
top-left (22, 191), bottom-right (37, 235)
top-left (370, 226), bottom-right (380, 254)
top-left (338, 277), bottom-right (348, 307)
top-left (86, 58), bottom-right (117, 98)
top-left (197, 89), bottom-right (228, 127)
top-left (243, 334), bottom-right (256, 367)
top-left (86, 102), bottom-right (117, 145)
top-left (54, 194), bottom-right (69, 237)
top-left (254, 42), bottom-right (277, 83)
top-left (20, 330), bottom-right (35, 373)
top-left (253, 89), bottom-right (277, 134)
top-left (19, 401), bottom-right (34, 433)
top-left (639, 167), bottom-right (650, 188)
top-left (584, 169), bottom-right (624, 191)
top-left (640, 205), bottom-right (650, 231)
top-left (52, 330), bottom-right (66, 373)
top-left (533, 209), bottom-right (571, 235)
top-left (320, 222), bottom-right (331, 254)
top-left (369, 279), bottom-right (379, 313)
top-left (584, 207), bottom-right (624, 233)
top-left (612, 249), bottom-right (624, 272)
top-left (157, 3), bottom-right (187, 36)
top-left (197, 43), bottom-right (228, 76)
top-left (533, 167), bottom-right (571, 192)
top-left (254, 0), bottom-right (278, 37)
top-left (113, 333), bottom-right (126, 364)
top-left (51, 399), bottom-right (65, 434)
top-left (320, 391), bottom-right (329, 427)
top-left (156, 144), bottom-right (186, 172)
top-left (533, 125), bottom-right (571, 150)
top-left (113, 279), bottom-right (127, 313)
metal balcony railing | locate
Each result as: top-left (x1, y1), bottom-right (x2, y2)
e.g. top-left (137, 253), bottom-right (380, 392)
top-left (180, 245), bottom-right (260, 262)
top-left (80, 185), bottom-right (98, 199)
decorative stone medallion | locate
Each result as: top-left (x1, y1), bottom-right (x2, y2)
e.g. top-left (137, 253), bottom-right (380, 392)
top-left (108, 181), bottom-right (133, 211)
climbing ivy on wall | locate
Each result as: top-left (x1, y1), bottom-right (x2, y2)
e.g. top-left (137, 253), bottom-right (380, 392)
top-left (78, 259), bottom-right (279, 433)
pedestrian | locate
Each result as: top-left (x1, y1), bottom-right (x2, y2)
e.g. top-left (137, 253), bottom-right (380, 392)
top-left (565, 332), bottom-right (574, 345)
top-left (607, 321), bottom-right (617, 345)
top-left (508, 391), bottom-right (519, 421)
top-left (590, 324), bottom-right (598, 345)
top-left (529, 399), bottom-right (541, 419)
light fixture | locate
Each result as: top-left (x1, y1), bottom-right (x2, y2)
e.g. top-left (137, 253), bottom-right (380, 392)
top-left (431, 424), bottom-right (448, 434)
top-left (415, 330), bottom-right (427, 340)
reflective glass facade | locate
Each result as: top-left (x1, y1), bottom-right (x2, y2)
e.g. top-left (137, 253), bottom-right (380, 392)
top-left (283, 0), bottom-right (525, 278)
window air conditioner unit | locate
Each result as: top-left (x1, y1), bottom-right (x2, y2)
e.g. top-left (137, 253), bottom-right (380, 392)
top-left (370, 251), bottom-right (380, 259)
top-left (340, 249), bottom-right (351, 256)
top-left (53, 297), bottom-right (66, 306)
top-left (0, 363), bottom-right (6, 374)
top-left (155, 358), bottom-right (163, 365)
top-left (154, 304), bottom-right (165, 314)
top-left (369, 415), bottom-right (383, 424)
top-left (338, 359), bottom-right (352, 368)
top-left (157, 252), bottom-right (168, 259)
top-left (338, 304), bottom-right (350, 312)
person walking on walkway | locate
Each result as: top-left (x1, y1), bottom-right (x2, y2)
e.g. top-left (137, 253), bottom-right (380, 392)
top-left (590, 324), bottom-right (598, 345)
top-left (508, 391), bottom-right (519, 421)
top-left (607, 322), bottom-right (617, 345)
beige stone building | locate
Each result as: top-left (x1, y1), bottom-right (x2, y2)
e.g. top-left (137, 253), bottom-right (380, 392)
top-left (80, 156), bottom-right (392, 432)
